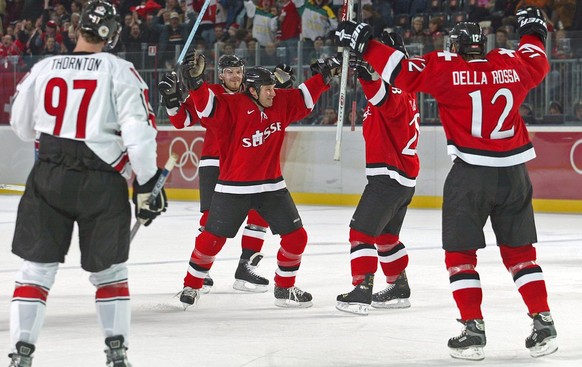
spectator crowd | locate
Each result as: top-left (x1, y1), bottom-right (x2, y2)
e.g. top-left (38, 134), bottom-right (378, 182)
top-left (1, 0), bottom-right (582, 124)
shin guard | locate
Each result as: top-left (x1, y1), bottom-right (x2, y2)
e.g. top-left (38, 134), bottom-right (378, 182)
top-left (90, 264), bottom-right (130, 344)
top-left (275, 228), bottom-right (307, 288)
top-left (348, 229), bottom-right (378, 285)
top-left (445, 250), bottom-right (483, 321)
top-left (184, 231), bottom-right (226, 289)
top-left (10, 261), bottom-right (58, 350)
top-left (500, 245), bottom-right (550, 314)
top-left (376, 233), bottom-right (408, 283)
top-left (241, 210), bottom-right (269, 255)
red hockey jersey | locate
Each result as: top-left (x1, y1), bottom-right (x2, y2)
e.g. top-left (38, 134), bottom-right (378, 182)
top-left (359, 78), bottom-right (420, 187)
top-left (167, 84), bottom-right (228, 168)
top-left (363, 35), bottom-right (549, 167)
top-left (191, 74), bottom-right (329, 194)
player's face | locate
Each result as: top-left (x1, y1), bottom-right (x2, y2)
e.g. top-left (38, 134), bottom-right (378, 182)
top-left (221, 67), bottom-right (243, 91)
top-left (257, 85), bottom-right (276, 107)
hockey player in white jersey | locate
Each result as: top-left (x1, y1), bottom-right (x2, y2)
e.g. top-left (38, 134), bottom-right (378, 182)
top-left (8, 1), bottom-right (166, 366)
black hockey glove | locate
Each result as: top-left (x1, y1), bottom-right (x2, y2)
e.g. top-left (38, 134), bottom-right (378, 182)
top-left (132, 169), bottom-right (168, 226)
top-left (516, 6), bottom-right (547, 43)
top-left (158, 72), bottom-right (183, 109)
top-left (381, 30), bottom-right (409, 58)
top-left (310, 56), bottom-right (342, 85)
top-left (180, 50), bottom-right (206, 91)
top-left (273, 63), bottom-right (295, 89)
top-left (334, 20), bottom-right (373, 55)
top-left (349, 54), bottom-right (378, 81)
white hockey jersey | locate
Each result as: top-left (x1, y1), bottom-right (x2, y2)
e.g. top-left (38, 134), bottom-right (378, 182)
top-left (10, 52), bottom-right (158, 184)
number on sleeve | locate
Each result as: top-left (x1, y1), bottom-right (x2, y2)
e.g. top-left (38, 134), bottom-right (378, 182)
top-left (402, 112), bottom-right (421, 156)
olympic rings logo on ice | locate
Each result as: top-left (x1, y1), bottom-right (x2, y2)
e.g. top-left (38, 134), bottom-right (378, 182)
top-left (169, 137), bottom-right (205, 181)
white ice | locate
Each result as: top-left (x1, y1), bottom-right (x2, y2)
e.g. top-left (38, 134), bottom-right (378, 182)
top-left (1, 195), bottom-right (581, 366)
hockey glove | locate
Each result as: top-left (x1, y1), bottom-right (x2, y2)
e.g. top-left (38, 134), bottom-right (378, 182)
top-left (381, 31), bottom-right (409, 58)
top-left (310, 56), bottom-right (342, 85)
top-left (516, 6), bottom-right (547, 43)
top-left (349, 54), bottom-right (378, 81)
top-left (181, 50), bottom-right (206, 91)
top-left (334, 20), bottom-right (373, 55)
top-left (158, 72), bottom-right (183, 109)
top-left (273, 63), bottom-right (295, 89)
top-left (132, 169), bottom-right (168, 226)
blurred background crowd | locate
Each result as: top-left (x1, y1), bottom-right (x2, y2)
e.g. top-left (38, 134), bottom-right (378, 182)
top-left (1, 0), bottom-right (582, 125)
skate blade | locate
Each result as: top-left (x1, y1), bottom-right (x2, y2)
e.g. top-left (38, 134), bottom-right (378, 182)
top-left (200, 285), bottom-right (212, 294)
top-left (233, 279), bottom-right (269, 293)
top-left (335, 301), bottom-right (369, 315)
top-left (371, 298), bottom-right (411, 309)
top-left (274, 299), bottom-right (313, 308)
top-left (449, 346), bottom-right (485, 361)
top-left (529, 337), bottom-right (558, 358)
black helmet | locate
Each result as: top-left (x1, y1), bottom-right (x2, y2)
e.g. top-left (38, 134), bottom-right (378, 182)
top-left (381, 30), bottom-right (409, 58)
top-left (80, 0), bottom-right (121, 50)
top-left (244, 66), bottom-right (276, 91)
top-left (218, 55), bottom-right (245, 73)
top-left (448, 22), bottom-right (486, 57)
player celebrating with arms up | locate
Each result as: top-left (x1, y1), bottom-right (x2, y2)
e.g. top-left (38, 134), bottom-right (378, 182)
top-left (8, 1), bottom-right (166, 366)
top-left (336, 32), bottom-right (418, 316)
top-left (159, 54), bottom-right (274, 293)
top-left (334, 6), bottom-right (557, 361)
top-left (177, 52), bottom-right (340, 309)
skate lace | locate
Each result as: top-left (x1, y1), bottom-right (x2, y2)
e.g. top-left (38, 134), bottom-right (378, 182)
top-left (289, 286), bottom-right (305, 300)
top-left (245, 263), bottom-right (264, 279)
top-left (376, 283), bottom-right (396, 296)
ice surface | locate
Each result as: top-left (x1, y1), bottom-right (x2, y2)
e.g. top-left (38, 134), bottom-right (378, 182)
top-left (1, 195), bottom-right (580, 366)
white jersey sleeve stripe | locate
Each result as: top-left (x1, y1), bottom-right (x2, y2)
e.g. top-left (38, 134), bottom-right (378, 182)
top-left (369, 81), bottom-right (387, 106)
top-left (380, 51), bottom-right (405, 84)
top-left (197, 89), bottom-right (216, 119)
top-left (298, 83), bottom-right (315, 109)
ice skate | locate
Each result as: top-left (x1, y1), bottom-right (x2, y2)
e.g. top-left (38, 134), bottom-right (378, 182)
top-left (526, 312), bottom-right (558, 358)
top-left (178, 287), bottom-right (200, 310)
top-left (104, 335), bottom-right (131, 367)
top-left (8, 341), bottom-right (34, 367)
top-left (336, 274), bottom-right (374, 315)
top-left (371, 271), bottom-right (411, 309)
top-left (201, 274), bottom-right (213, 294)
top-left (448, 319), bottom-right (486, 361)
top-left (233, 253), bottom-right (269, 293)
top-left (274, 285), bottom-right (313, 308)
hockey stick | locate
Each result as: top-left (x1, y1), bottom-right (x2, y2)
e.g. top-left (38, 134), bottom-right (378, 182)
top-left (334, 0), bottom-right (354, 161)
top-left (350, 0), bottom-right (362, 131)
top-left (177, 0), bottom-right (213, 65)
top-left (0, 184), bottom-right (25, 192)
top-left (130, 153), bottom-right (178, 242)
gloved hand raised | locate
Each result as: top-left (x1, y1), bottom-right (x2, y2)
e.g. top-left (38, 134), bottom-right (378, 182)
top-left (158, 72), bottom-right (183, 109)
top-left (516, 6), bottom-right (547, 42)
top-left (180, 50), bottom-right (206, 91)
top-left (349, 54), bottom-right (378, 81)
top-left (381, 30), bottom-right (409, 58)
top-left (273, 63), bottom-right (295, 89)
top-left (334, 20), bottom-right (373, 55)
top-left (132, 169), bottom-right (168, 226)
top-left (310, 56), bottom-right (342, 85)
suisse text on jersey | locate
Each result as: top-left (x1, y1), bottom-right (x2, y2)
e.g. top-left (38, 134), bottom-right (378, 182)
top-left (50, 57), bottom-right (102, 71)
top-left (452, 69), bottom-right (521, 86)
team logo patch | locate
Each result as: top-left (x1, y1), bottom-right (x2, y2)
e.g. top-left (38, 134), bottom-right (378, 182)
top-left (98, 25), bottom-right (109, 38)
